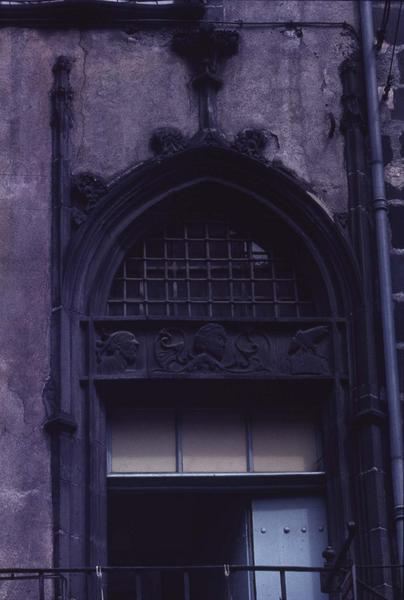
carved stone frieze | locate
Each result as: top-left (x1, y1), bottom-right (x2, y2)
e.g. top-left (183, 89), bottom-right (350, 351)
top-left (154, 323), bottom-right (273, 374)
top-left (96, 330), bottom-right (139, 374)
top-left (233, 129), bottom-right (268, 162)
top-left (93, 322), bottom-right (333, 379)
top-left (71, 172), bottom-right (108, 228)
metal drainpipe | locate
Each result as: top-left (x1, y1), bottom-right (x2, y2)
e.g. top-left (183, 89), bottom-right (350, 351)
top-left (359, 1), bottom-right (404, 567)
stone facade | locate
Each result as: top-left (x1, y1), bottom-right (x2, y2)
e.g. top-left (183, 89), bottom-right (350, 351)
top-left (0, 1), bottom-right (402, 598)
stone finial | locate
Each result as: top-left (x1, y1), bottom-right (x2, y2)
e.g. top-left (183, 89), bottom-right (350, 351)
top-left (171, 24), bottom-right (239, 133)
top-left (172, 24), bottom-right (239, 81)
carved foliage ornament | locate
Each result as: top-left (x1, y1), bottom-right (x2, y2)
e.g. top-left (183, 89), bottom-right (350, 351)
top-left (150, 128), bottom-right (188, 157)
top-left (71, 172), bottom-right (108, 228)
top-left (150, 126), bottom-right (269, 161)
top-left (233, 129), bottom-right (268, 162)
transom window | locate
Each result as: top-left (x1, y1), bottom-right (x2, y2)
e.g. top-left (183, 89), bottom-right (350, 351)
top-left (107, 219), bottom-right (316, 318)
top-left (109, 404), bottom-right (322, 475)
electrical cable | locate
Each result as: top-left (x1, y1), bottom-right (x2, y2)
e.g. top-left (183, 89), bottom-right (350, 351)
top-left (382, 0), bottom-right (403, 101)
top-left (376, 0), bottom-right (391, 50)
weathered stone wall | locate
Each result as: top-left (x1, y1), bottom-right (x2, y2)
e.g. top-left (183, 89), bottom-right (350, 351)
top-left (0, 29), bottom-right (54, 570)
top-left (0, 0), bottom-right (359, 571)
top-left (67, 0), bottom-right (357, 213)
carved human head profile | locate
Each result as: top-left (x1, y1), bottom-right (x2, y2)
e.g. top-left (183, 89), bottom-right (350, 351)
top-left (97, 331), bottom-right (139, 373)
top-left (193, 323), bottom-right (227, 361)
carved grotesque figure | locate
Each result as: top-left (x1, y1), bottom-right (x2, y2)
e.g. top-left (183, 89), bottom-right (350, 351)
top-left (97, 331), bottom-right (139, 374)
top-left (288, 326), bottom-right (329, 375)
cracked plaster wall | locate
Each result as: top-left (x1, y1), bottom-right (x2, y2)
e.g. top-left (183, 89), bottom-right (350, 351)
top-left (68, 1), bottom-right (357, 213)
top-left (0, 0), bottom-right (358, 568)
top-left (217, 26), bottom-right (356, 212)
top-left (0, 27), bottom-right (57, 571)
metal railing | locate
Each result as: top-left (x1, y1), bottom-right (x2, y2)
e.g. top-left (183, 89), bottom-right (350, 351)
top-left (0, 1), bottom-right (203, 5)
top-left (0, 564), bottom-right (347, 600)
top-left (0, 563), bottom-right (402, 600)
top-left (0, 1), bottom-right (205, 16)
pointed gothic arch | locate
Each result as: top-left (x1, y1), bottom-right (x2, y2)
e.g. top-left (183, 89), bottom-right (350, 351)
top-left (63, 147), bottom-right (360, 316)
top-left (53, 147), bottom-right (364, 589)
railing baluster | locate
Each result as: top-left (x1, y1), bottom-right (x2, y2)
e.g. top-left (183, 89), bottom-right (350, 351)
top-left (135, 572), bottom-right (143, 600)
top-left (61, 574), bottom-right (68, 600)
top-left (183, 569), bottom-right (190, 600)
top-left (224, 564), bottom-right (232, 600)
top-left (351, 564), bottom-right (357, 600)
top-left (38, 572), bottom-right (45, 600)
top-left (279, 569), bottom-right (287, 600)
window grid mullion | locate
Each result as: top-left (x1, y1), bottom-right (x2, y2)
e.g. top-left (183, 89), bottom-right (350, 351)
top-left (206, 225), bottom-right (213, 319)
top-left (143, 239), bottom-right (148, 317)
top-left (246, 408), bottom-right (253, 473)
top-left (184, 226), bottom-right (191, 318)
top-left (123, 258), bottom-right (127, 317)
top-left (107, 219), bottom-right (315, 319)
top-left (175, 411), bottom-right (183, 473)
top-left (163, 231), bottom-right (169, 317)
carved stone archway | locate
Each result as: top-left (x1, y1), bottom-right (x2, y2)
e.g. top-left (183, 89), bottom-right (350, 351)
top-left (46, 147), bottom-right (364, 584)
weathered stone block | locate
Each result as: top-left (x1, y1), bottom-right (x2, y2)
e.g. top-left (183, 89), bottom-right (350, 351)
top-left (394, 299), bottom-right (404, 342)
top-left (382, 134), bottom-right (393, 165)
top-left (386, 181), bottom-right (404, 201)
top-left (389, 204), bottom-right (404, 247)
top-left (396, 346), bottom-right (404, 393)
top-left (392, 88), bottom-right (404, 120)
top-left (391, 252), bottom-right (404, 291)
top-left (398, 50), bottom-right (404, 84)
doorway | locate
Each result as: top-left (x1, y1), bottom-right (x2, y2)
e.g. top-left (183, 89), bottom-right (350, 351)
top-left (108, 491), bottom-right (251, 600)
top-left (108, 490), bottom-right (327, 600)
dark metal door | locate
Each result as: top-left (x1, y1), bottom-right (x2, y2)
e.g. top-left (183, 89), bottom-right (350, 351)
top-left (252, 496), bottom-right (328, 600)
